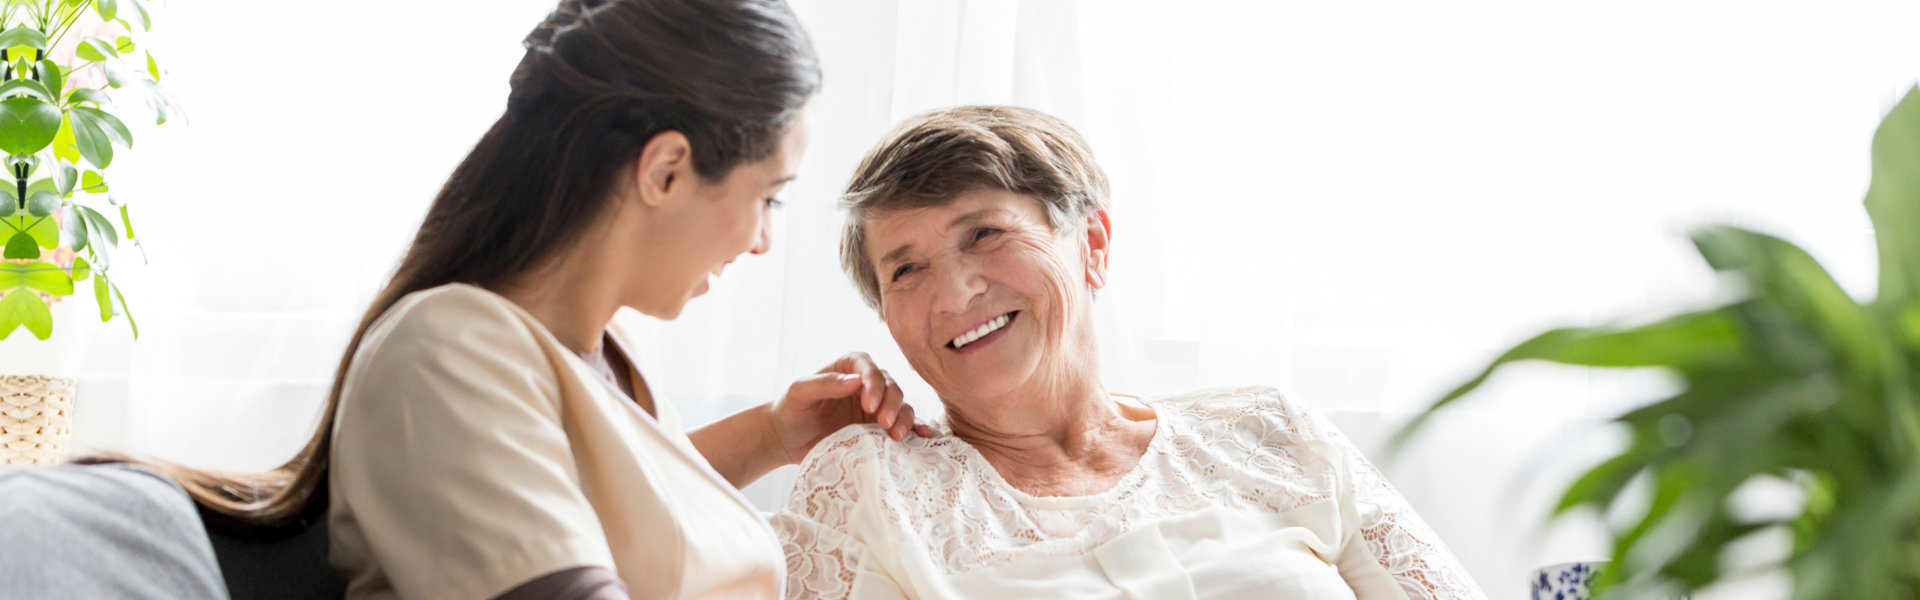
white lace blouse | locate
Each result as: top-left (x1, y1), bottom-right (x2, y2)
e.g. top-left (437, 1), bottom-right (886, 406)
top-left (771, 386), bottom-right (1485, 600)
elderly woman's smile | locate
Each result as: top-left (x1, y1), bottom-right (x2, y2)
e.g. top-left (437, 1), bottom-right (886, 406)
top-left (864, 188), bottom-right (1106, 402)
top-left (948, 311), bottom-right (1015, 351)
top-left (777, 106), bottom-right (1484, 600)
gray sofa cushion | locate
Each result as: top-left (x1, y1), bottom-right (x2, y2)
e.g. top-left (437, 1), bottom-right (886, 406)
top-left (0, 463), bottom-right (231, 599)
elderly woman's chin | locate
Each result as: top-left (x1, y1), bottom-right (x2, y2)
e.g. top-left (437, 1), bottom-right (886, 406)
top-left (916, 312), bottom-right (1045, 402)
top-left (772, 105), bottom-right (1486, 600)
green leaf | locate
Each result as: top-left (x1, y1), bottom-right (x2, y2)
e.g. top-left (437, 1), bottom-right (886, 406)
top-left (1391, 308), bottom-right (1746, 450)
top-left (0, 182), bottom-right (14, 216)
top-left (0, 27), bottom-right (49, 53)
top-left (50, 113), bottom-right (79, 164)
top-left (1691, 227), bottom-right (1891, 406)
top-left (1903, 305), bottom-right (1920, 348)
top-left (119, 204), bottom-right (133, 239)
top-left (101, 62), bottom-right (131, 88)
top-left (0, 79), bottom-right (54, 102)
top-left (114, 36), bottom-right (135, 55)
top-left (37, 59), bottom-right (64, 99)
top-left (116, 78), bottom-right (171, 125)
top-left (1866, 86), bottom-right (1920, 311)
top-left (1555, 449), bottom-right (1654, 515)
top-left (26, 190), bottom-right (58, 217)
top-left (66, 88), bottom-right (111, 107)
top-left (70, 255), bottom-right (89, 282)
top-left (51, 161), bottom-right (75, 196)
top-left (0, 97), bottom-right (62, 155)
top-left (3, 231), bottom-right (37, 258)
top-left (107, 276), bottom-right (134, 339)
top-left (93, 272), bottom-right (109, 321)
top-left (13, 212), bottom-right (58, 248)
top-left (61, 207), bottom-right (87, 252)
top-left (0, 288), bottom-right (53, 340)
top-left (0, 261), bottom-right (74, 295)
top-left (69, 107), bottom-right (132, 169)
top-left (131, 1), bottom-right (152, 32)
top-left (26, 177), bottom-right (56, 197)
top-left (145, 50), bottom-right (159, 82)
top-left (94, 0), bottom-right (118, 23)
top-left (77, 38), bottom-right (118, 63)
top-left (75, 107), bottom-right (131, 147)
top-left (80, 170), bottom-right (106, 193)
top-left (78, 204), bottom-right (117, 249)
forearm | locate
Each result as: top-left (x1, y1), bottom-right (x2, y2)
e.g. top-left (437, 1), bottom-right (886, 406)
top-left (688, 402), bottom-right (789, 489)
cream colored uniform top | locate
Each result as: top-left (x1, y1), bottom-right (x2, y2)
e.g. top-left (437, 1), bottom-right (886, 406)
top-left (329, 283), bottom-right (784, 600)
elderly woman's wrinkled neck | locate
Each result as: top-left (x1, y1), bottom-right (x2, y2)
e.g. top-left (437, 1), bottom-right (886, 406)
top-left (946, 386), bottom-right (1157, 498)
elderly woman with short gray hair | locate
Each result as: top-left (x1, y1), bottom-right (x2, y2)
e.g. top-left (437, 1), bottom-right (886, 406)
top-left (770, 106), bottom-right (1486, 599)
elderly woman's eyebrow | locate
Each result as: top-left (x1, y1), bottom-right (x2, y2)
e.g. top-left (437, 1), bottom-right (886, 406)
top-left (878, 243), bottom-right (916, 267)
top-left (949, 208), bottom-right (1002, 231)
top-left (875, 208), bottom-right (1004, 268)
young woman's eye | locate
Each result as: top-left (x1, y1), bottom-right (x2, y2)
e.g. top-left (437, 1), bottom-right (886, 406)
top-left (890, 263), bottom-right (915, 282)
top-left (764, 197), bottom-right (784, 209)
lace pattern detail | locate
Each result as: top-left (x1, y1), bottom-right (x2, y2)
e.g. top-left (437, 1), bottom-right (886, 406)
top-left (772, 385), bottom-right (1486, 599)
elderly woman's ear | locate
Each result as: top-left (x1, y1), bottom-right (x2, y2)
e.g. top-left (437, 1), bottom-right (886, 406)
top-left (1083, 209), bottom-right (1112, 290)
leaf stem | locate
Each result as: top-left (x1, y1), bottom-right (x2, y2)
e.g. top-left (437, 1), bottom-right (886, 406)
top-left (47, 2), bottom-right (89, 53)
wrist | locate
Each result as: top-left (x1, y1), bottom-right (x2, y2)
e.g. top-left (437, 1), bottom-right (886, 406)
top-left (754, 402), bottom-right (795, 466)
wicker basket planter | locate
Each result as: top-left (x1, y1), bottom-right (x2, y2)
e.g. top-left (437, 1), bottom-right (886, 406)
top-left (0, 297), bottom-right (87, 464)
top-left (0, 375), bottom-right (76, 464)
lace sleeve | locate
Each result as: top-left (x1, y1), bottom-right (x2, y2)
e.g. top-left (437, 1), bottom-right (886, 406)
top-left (1263, 390), bottom-right (1488, 600)
top-left (770, 426), bottom-right (886, 600)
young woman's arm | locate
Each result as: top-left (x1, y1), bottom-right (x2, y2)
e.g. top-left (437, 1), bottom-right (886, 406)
top-left (690, 352), bottom-right (930, 488)
top-left (493, 566), bottom-right (629, 600)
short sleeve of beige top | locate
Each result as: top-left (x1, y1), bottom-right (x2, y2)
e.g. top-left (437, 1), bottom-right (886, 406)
top-left (328, 283), bottom-right (784, 600)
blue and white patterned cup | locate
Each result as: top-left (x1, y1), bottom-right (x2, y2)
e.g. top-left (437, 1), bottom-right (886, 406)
top-left (1531, 562), bottom-right (1602, 600)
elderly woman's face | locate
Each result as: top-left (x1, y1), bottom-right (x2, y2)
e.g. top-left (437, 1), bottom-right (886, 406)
top-left (866, 189), bottom-right (1108, 401)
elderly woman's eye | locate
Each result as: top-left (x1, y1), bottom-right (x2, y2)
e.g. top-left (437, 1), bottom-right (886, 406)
top-left (891, 264), bottom-right (915, 281)
top-left (972, 227), bottom-right (999, 242)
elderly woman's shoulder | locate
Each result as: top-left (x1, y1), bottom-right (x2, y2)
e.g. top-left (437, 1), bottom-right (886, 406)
top-left (803, 423), bottom-right (898, 462)
top-left (798, 422), bottom-right (963, 472)
top-left (780, 423), bottom-right (970, 523)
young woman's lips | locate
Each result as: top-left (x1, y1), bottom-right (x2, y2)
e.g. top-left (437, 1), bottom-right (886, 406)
top-left (948, 311), bottom-right (1018, 354)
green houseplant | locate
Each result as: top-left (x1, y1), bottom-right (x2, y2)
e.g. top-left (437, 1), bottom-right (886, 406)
top-left (0, 0), bottom-right (170, 464)
top-left (1, 0), bottom-right (173, 341)
top-left (1396, 87), bottom-right (1920, 599)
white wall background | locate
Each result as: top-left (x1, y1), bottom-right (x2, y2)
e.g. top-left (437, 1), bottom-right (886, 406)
top-left (43, 1), bottom-right (1920, 598)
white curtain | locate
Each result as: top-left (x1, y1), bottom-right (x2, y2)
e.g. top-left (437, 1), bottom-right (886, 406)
top-left (64, 1), bottom-right (1919, 598)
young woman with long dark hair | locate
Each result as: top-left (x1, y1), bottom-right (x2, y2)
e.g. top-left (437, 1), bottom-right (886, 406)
top-left (117, 1), bottom-right (926, 597)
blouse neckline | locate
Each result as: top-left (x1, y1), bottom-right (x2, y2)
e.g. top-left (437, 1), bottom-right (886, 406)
top-left (953, 393), bottom-right (1168, 509)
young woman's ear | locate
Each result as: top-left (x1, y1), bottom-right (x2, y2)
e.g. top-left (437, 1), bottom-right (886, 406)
top-left (1083, 209), bottom-right (1112, 289)
top-left (633, 131), bottom-right (695, 208)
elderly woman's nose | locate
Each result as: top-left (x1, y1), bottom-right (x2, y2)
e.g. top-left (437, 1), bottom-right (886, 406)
top-left (932, 263), bottom-right (988, 314)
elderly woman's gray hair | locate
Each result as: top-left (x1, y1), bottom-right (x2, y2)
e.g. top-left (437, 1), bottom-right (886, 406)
top-left (838, 105), bottom-right (1112, 310)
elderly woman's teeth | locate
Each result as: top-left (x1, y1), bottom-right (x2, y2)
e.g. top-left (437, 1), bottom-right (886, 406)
top-left (951, 314), bottom-right (1011, 349)
top-left (711, 264), bottom-right (726, 277)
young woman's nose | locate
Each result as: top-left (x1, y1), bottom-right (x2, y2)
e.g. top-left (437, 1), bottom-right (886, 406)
top-left (748, 215), bottom-right (773, 255)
